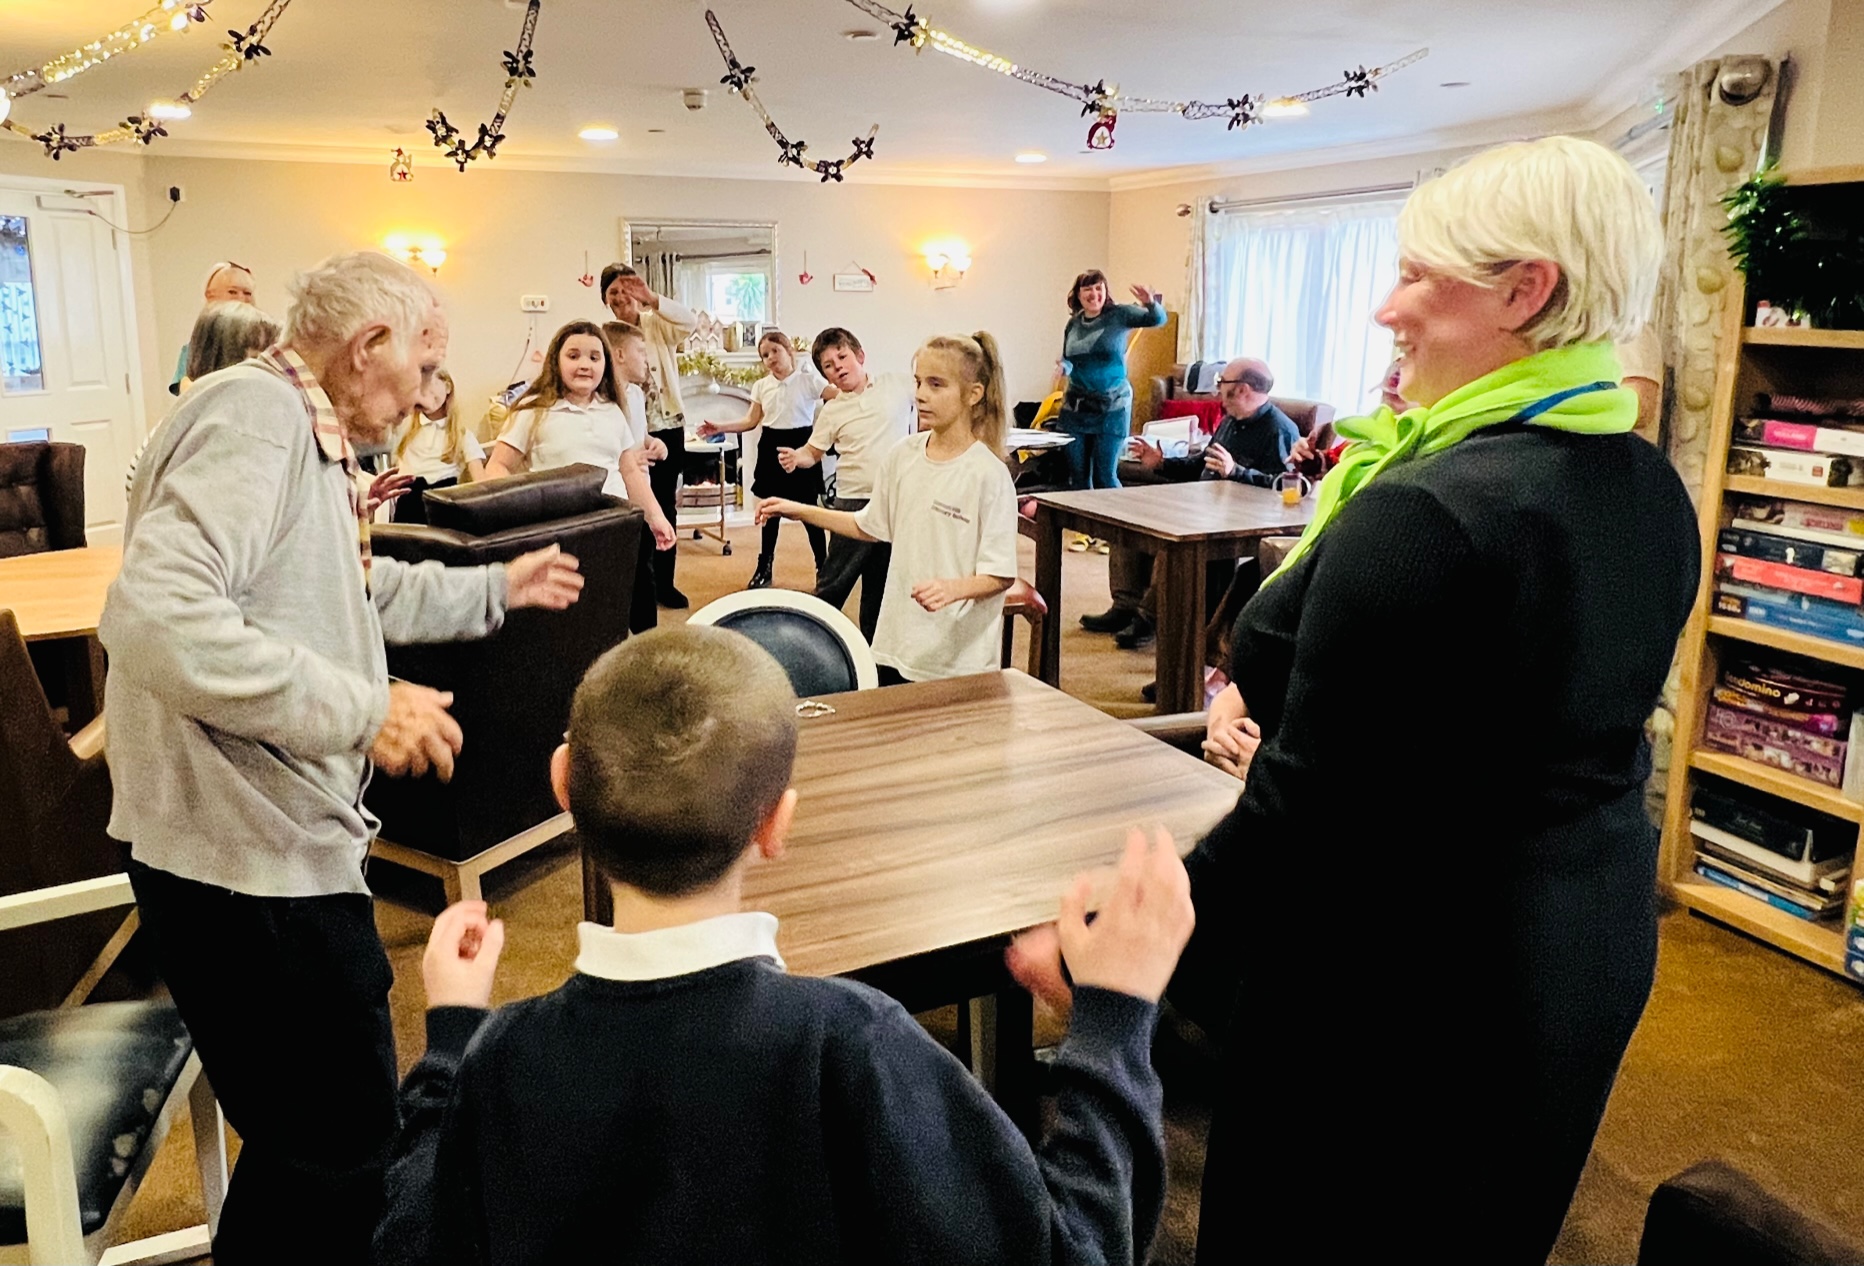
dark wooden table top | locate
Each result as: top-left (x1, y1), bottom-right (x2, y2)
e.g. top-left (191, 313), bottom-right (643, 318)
top-left (743, 670), bottom-right (1242, 978)
top-left (1033, 480), bottom-right (1312, 544)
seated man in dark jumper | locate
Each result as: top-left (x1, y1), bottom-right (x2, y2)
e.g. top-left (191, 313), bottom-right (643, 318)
top-left (1084, 356), bottom-right (1299, 651)
top-left (376, 623), bottom-right (1195, 1266)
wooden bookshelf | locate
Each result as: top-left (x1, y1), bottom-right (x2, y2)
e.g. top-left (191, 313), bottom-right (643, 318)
top-left (1741, 327), bottom-right (1864, 350)
top-left (1659, 174), bottom-right (1864, 981)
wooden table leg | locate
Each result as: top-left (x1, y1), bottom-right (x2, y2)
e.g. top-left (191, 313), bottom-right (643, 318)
top-left (1153, 543), bottom-right (1206, 714)
top-left (1034, 506), bottom-right (1064, 689)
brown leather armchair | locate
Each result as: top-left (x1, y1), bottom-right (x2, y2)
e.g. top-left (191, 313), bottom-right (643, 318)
top-left (0, 610), bottom-right (132, 1020)
top-left (0, 442), bottom-right (86, 559)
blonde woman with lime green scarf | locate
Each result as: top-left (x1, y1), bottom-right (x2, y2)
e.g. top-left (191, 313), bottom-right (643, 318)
top-left (1011, 137), bottom-right (1700, 1263)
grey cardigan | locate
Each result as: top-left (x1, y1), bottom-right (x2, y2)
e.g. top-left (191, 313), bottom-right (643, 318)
top-left (102, 364), bottom-right (509, 897)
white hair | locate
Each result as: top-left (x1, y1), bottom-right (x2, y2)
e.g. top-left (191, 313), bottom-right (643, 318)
top-left (1399, 136), bottom-right (1662, 349)
top-left (282, 250), bottom-right (436, 352)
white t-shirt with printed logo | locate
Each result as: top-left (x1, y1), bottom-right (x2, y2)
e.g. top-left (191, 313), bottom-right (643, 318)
top-left (806, 372), bottom-right (914, 501)
top-left (855, 433), bottom-right (1019, 681)
top-left (496, 396), bottom-right (640, 498)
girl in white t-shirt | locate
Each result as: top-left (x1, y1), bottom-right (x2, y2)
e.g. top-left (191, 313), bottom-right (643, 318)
top-left (697, 329), bottom-right (835, 589)
top-left (757, 331), bottom-right (1018, 682)
top-left (485, 320), bottom-right (675, 551)
top-left (388, 368), bottom-right (487, 524)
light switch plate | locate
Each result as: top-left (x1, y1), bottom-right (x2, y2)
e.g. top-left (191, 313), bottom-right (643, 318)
top-left (520, 294), bottom-right (550, 313)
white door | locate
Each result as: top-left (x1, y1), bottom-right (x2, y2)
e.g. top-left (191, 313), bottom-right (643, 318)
top-left (0, 183), bottom-right (143, 544)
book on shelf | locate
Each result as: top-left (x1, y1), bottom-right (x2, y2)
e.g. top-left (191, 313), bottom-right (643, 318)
top-left (1714, 584), bottom-right (1864, 644)
top-left (1695, 850), bottom-right (1848, 913)
top-left (1691, 776), bottom-right (1855, 862)
top-left (1705, 703), bottom-right (1848, 763)
top-left (1715, 553), bottom-right (1864, 604)
top-left (1728, 445), bottom-right (1864, 488)
top-left (1694, 859), bottom-right (1844, 921)
top-left (1702, 717), bottom-right (1850, 790)
top-left (1696, 836), bottom-right (1851, 897)
top-left (1690, 821), bottom-right (1854, 890)
top-left (1758, 392), bottom-right (1864, 422)
top-left (1736, 417), bottom-right (1864, 459)
top-left (1718, 526), bottom-right (1864, 579)
top-left (1732, 498), bottom-right (1864, 541)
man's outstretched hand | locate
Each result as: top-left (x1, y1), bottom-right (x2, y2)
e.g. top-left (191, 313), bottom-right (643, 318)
top-left (506, 544), bottom-right (584, 610)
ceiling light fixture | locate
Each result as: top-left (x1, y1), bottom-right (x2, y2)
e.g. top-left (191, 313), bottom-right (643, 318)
top-left (0, 95), bottom-right (9, 126)
top-left (146, 101), bottom-right (191, 120)
top-left (1014, 151), bottom-right (1047, 164)
top-left (1261, 97), bottom-right (1309, 119)
top-left (843, 28), bottom-right (879, 40)
top-left (578, 125), bottom-right (618, 141)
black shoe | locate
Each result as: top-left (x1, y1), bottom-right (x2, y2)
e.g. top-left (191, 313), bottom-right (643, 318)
top-left (657, 586), bottom-right (690, 610)
top-left (1114, 614), bottom-right (1155, 650)
top-left (1080, 605), bottom-right (1138, 634)
top-left (747, 558), bottom-right (774, 590)
top-left (1141, 680), bottom-right (1157, 704)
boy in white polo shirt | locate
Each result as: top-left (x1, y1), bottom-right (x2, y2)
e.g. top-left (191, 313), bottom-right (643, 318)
top-left (774, 327), bottom-right (914, 640)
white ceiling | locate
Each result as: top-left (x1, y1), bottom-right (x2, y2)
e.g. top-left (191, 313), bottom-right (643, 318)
top-left (1, 0), bottom-right (1778, 187)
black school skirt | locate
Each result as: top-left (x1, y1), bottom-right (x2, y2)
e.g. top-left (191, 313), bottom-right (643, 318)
top-left (753, 425), bottom-right (825, 501)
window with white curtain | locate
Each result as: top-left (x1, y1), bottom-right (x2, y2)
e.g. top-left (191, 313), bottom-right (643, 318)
top-left (1197, 198), bottom-right (1403, 419)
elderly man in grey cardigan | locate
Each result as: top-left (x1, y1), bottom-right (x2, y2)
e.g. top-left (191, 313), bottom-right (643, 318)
top-left (100, 250), bottom-right (583, 1265)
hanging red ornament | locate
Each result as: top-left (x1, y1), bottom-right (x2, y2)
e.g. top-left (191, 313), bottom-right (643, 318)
top-left (798, 250), bottom-right (814, 285)
top-left (1086, 109), bottom-right (1117, 150)
top-left (577, 249), bottom-right (595, 288)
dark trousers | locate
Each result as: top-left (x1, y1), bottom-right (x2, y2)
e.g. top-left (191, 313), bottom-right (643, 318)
top-left (125, 859), bottom-right (399, 1266)
top-left (629, 529), bottom-right (659, 634)
top-left (647, 425), bottom-right (686, 595)
top-left (760, 515), bottom-right (828, 570)
top-left (813, 495), bottom-right (890, 641)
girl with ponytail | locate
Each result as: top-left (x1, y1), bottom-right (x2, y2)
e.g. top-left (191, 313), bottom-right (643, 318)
top-left (756, 330), bottom-right (1018, 682)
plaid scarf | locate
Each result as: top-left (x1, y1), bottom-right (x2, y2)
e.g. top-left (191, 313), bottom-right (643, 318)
top-left (252, 344), bottom-right (372, 593)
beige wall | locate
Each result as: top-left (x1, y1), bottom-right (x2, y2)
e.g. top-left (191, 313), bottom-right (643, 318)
top-left (102, 156), bottom-right (1107, 432)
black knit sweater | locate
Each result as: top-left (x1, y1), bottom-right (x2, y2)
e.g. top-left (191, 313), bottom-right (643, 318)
top-left (1173, 424), bottom-right (1699, 1261)
top-left (376, 961), bottom-right (1166, 1266)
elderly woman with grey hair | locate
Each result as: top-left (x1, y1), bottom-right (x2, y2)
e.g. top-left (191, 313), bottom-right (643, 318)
top-left (1012, 137), bottom-right (1699, 1262)
top-left (101, 250), bottom-right (585, 1264)
top-left (128, 302), bottom-right (283, 491)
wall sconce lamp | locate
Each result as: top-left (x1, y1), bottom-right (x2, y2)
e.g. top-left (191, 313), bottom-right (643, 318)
top-left (385, 234), bottom-right (446, 274)
top-left (926, 248), bottom-right (971, 290)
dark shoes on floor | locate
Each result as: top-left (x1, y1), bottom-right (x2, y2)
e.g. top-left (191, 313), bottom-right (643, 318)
top-left (657, 586), bottom-right (690, 610)
top-left (1081, 605), bottom-right (1138, 634)
top-left (747, 558), bottom-right (774, 590)
top-left (1114, 614), bottom-right (1156, 650)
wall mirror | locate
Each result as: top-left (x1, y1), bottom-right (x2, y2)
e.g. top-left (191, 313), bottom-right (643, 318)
top-left (617, 219), bottom-right (778, 330)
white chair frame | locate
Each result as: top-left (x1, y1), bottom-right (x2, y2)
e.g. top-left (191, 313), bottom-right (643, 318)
top-left (0, 874), bottom-right (226, 1266)
top-left (687, 588), bottom-right (880, 691)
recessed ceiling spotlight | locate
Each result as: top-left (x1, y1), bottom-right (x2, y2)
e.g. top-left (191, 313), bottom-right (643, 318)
top-left (578, 125), bottom-right (619, 141)
top-left (843, 28), bottom-right (879, 40)
top-left (1440, 81), bottom-right (1472, 88)
top-left (146, 102), bottom-right (191, 120)
top-left (647, 127), bottom-right (666, 134)
top-left (1014, 151), bottom-right (1047, 164)
top-left (1261, 97), bottom-right (1309, 119)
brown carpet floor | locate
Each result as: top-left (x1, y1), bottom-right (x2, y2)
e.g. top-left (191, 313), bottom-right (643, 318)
top-left (110, 522), bottom-right (1864, 1263)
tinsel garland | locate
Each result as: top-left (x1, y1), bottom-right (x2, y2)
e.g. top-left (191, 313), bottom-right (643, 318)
top-left (707, 10), bottom-right (878, 182)
top-left (3, 1), bottom-right (214, 103)
top-left (427, 0), bottom-right (539, 171)
top-left (1, 0), bottom-right (289, 159)
top-left (678, 350), bottom-right (764, 388)
top-left (841, 0), bottom-right (1426, 148)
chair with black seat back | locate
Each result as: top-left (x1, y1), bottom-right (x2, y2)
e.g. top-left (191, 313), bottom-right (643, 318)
top-left (365, 464), bottom-right (645, 903)
top-left (1637, 1160), bottom-right (1864, 1265)
top-left (0, 442), bottom-right (86, 560)
top-left (0, 873), bottom-right (226, 1266)
top-left (687, 589), bottom-right (879, 696)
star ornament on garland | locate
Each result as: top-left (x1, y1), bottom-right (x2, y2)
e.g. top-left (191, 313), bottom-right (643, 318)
top-left (1342, 66), bottom-right (1374, 98)
top-left (225, 27), bottom-right (271, 60)
top-left (127, 114), bottom-right (169, 144)
top-left (707, 11), bottom-right (878, 183)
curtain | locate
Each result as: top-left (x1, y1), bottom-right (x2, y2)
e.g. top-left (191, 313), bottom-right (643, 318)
top-left (634, 249), bottom-right (681, 302)
top-left (1198, 200), bottom-right (1402, 416)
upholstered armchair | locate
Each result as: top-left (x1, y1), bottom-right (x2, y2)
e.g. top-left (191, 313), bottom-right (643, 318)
top-left (0, 443), bottom-right (86, 559)
top-left (365, 465), bottom-right (645, 903)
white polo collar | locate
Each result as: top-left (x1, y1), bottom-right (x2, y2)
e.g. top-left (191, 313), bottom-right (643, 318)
top-left (574, 912), bottom-right (786, 982)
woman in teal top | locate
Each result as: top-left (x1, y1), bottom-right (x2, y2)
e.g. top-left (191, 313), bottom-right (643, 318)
top-left (1056, 270), bottom-right (1166, 491)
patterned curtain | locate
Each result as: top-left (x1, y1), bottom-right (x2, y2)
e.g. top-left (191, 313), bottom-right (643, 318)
top-left (1645, 55), bottom-right (1778, 824)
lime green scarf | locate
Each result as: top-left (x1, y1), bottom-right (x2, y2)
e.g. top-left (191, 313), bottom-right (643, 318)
top-left (1266, 340), bottom-right (1635, 584)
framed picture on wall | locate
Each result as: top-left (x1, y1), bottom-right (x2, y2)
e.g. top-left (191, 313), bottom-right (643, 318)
top-left (832, 270), bottom-right (875, 293)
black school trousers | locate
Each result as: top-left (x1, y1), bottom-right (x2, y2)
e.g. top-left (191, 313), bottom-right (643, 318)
top-left (811, 495), bottom-right (890, 642)
top-left (125, 858), bottom-right (399, 1266)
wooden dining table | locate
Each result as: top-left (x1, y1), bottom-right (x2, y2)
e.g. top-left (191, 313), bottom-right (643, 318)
top-left (1031, 481), bottom-right (1313, 714)
top-left (0, 544), bottom-right (122, 725)
top-left (581, 669), bottom-right (1242, 1125)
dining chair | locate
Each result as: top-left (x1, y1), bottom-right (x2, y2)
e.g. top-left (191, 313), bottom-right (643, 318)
top-left (687, 589), bottom-right (879, 695)
top-left (1000, 579), bottom-right (1047, 677)
top-left (0, 874), bottom-right (225, 1266)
